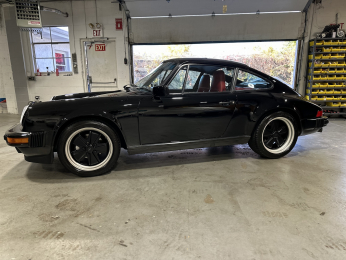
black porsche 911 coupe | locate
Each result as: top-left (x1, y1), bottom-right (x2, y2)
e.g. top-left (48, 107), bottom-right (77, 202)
top-left (4, 58), bottom-right (328, 177)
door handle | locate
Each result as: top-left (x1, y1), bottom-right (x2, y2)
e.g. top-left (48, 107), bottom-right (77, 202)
top-left (219, 101), bottom-right (235, 106)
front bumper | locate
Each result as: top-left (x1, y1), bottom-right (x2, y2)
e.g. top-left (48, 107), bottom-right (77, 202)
top-left (300, 117), bottom-right (329, 136)
top-left (4, 123), bottom-right (53, 164)
top-left (5, 123), bottom-right (31, 147)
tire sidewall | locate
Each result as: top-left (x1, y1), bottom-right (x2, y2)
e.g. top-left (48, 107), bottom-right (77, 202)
top-left (254, 112), bottom-right (298, 159)
top-left (58, 121), bottom-right (120, 177)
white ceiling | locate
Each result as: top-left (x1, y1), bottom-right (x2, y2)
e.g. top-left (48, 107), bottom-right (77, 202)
top-left (125, 0), bottom-right (309, 17)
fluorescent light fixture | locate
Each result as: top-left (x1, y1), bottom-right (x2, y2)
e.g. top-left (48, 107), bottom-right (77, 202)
top-left (132, 11), bottom-right (301, 19)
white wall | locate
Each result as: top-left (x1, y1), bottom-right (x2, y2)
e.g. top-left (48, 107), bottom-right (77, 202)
top-left (0, 6), bottom-right (17, 114)
top-left (23, 0), bottom-right (130, 102)
top-left (297, 0), bottom-right (346, 94)
top-left (131, 12), bottom-right (304, 44)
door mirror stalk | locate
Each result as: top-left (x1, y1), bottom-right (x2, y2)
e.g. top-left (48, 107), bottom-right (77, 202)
top-left (153, 86), bottom-right (168, 98)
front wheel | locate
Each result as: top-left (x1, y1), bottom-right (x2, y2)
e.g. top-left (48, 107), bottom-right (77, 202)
top-left (58, 121), bottom-right (120, 177)
top-left (248, 112), bottom-right (298, 159)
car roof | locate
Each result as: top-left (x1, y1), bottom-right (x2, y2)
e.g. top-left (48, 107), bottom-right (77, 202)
top-left (164, 58), bottom-right (249, 68)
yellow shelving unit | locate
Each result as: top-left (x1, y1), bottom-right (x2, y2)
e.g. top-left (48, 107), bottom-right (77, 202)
top-left (307, 37), bottom-right (346, 116)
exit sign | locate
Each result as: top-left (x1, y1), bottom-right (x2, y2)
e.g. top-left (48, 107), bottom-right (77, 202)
top-left (93, 29), bottom-right (101, 37)
top-left (95, 44), bottom-right (106, 51)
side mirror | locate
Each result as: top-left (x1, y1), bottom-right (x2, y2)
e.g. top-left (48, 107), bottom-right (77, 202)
top-left (152, 86), bottom-right (168, 98)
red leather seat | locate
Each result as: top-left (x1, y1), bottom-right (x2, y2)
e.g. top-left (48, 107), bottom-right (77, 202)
top-left (197, 74), bottom-right (210, 92)
top-left (210, 70), bottom-right (226, 92)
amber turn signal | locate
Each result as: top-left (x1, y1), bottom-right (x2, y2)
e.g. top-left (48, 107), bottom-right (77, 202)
top-left (7, 137), bottom-right (29, 144)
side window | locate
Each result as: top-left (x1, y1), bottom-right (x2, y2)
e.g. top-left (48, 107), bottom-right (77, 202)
top-left (167, 67), bottom-right (187, 93)
top-left (185, 70), bottom-right (201, 90)
top-left (222, 68), bottom-right (236, 90)
top-left (184, 65), bottom-right (235, 93)
top-left (151, 70), bottom-right (172, 87)
top-left (236, 70), bottom-right (271, 90)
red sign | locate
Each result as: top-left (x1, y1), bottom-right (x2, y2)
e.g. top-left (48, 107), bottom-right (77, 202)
top-left (93, 29), bottom-right (101, 37)
top-left (55, 53), bottom-right (65, 65)
top-left (95, 44), bottom-right (106, 51)
top-left (28, 21), bottom-right (41, 25)
top-left (115, 18), bottom-right (123, 31)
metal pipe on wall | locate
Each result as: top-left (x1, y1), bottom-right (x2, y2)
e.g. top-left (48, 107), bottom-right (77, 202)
top-left (40, 6), bottom-right (68, 17)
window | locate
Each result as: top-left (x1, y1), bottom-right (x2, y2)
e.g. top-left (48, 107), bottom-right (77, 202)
top-left (152, 69), bottom-right (173, 87)
top-left (183, 65), bottom-right (235, 93)
top-left (185, 70), bottom-right (201, 90)
top-left (235, 70), bottom-right (271, 90)
top-left (31, 27), bottom-right (71, 72)
top-left (167, 67), bottom-right (187, 93)
top-left (135, 62), bottom-right (176, 91)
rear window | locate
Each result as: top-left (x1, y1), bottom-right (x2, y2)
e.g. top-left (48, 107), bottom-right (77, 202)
top-left (235, 70), bottom-right (271, 90)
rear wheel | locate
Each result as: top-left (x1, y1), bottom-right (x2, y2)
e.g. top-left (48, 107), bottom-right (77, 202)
top-left (248, 112), bottom-right (298, 159)
top-left (58, 121), bottom-right (120, 177)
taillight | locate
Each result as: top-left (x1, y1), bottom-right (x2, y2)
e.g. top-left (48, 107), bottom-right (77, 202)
top-left (316, 110), bottom-right (323, 118)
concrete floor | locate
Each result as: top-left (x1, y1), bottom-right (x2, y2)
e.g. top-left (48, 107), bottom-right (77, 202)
top-left (1, 113), bottom-right (346, 260)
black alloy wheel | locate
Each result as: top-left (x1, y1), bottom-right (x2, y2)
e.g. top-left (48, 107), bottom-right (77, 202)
top-left (248, 111), bottom-right (298, 159)
top-left (70, 130), bottom-right (110, 167)
top-left (262, 119), bottom-right (289, 150)
top-left (58, 121), bottom-right (120, 177)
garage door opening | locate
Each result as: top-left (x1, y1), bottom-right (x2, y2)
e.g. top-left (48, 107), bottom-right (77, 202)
top-left (133, 41), bottom-right (298, 87)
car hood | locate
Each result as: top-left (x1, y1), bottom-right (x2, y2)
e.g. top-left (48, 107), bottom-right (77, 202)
top-left (51, 90), bottom-right (123, 101)
top-left (26, 89), bottom-right (146, 119)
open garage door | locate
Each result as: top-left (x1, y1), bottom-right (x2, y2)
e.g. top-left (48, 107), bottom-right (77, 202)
top-left (126, 0), bottom-right (308, 18)
top-left (131, 13), bottom-right (303, 44)
top-left (133, 41), bottom-right (298, 87)
top-left (128, 0), bottom-right (307, 45)
top-left (128, 0), bottom-right (306, 44)
top-left (128, 0), bottom-right (304, 89)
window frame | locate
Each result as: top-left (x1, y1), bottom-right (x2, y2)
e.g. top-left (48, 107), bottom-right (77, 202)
top-left (135, 62), bottom-right (178, 89)
top-left (31, 26), bottom-right (72, 73)
top-left (232, 68), bottom-right (274, 92)
top-left (165, 63), bottom-right (237, 95)
top-left (184, 69), bottom-right (202, 91)
top-left (164, 64), bottom-right (189, 95)
top-left (167, 65), bottom-right (189, 93)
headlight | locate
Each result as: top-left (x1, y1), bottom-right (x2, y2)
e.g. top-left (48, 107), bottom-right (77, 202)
top-left (20, 105), bottom-right (29, 125)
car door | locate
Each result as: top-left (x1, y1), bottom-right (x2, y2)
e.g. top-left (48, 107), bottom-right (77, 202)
top-left (138, 64), bottom-right (237, 145)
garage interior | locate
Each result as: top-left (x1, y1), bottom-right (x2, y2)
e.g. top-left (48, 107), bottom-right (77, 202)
top-left (1, 0), bottom-right (346, 259)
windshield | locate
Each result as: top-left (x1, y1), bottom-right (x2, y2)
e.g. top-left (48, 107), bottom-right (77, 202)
top-left (134, 62), bottom-right (177, 91)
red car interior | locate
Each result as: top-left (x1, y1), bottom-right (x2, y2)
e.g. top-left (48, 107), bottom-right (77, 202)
top-left (210, 70), bottom-right (226, 92)
top-left (197, 74), bottom-right (211, 92)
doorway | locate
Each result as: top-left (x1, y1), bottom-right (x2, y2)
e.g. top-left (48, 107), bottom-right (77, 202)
top-left (83, 39), bottom-right (118, 92)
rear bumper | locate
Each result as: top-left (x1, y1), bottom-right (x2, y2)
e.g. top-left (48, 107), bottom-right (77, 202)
top-left (300, 117), bottom-right (329, 136)
top-left (4, 123), bottom-right (53, 164)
